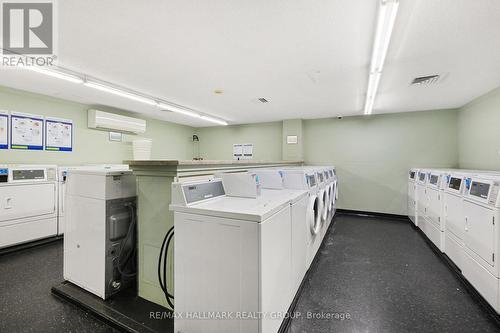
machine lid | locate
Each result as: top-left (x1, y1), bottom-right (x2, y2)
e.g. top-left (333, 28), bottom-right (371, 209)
top-left (170, 192), bottom-right (292, 222)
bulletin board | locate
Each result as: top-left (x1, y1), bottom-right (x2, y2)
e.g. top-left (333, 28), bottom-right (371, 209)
top-left (10, 112), bottom-right (44, 150)
top-left (0, 111), bottom-right (7, 149)
top-left (45, 117), bottom-right (73, 151)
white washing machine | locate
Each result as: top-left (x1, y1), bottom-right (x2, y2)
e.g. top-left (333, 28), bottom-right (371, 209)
top-left (443, 171), bottom-right (472, 270)
top-left (0, 165), bottom-right (58, 249)
top-left (416, 169), bottom-right (430, 230)
top-left (57, 164), bottom-right (130, 235)
top-left (281, 168), bottom-right (321, 268)
top-left (461, 174), bottom-right (500, 313)
top-left (252, 169), bottom-right (309, 295)
top-left (424, 170), bottom-right (451, 251)
top-left (170, 178), bottom-right (297, 333)
top-left (408, 168), bottom-right (419, 225)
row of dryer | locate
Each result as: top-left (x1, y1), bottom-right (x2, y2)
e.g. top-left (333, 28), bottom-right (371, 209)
top-left (170, 165), bottom-right (337, 333)
top-left (0, 163), bottom-right (129, 250)
top-left (408, 168), bottom-right (500, 314)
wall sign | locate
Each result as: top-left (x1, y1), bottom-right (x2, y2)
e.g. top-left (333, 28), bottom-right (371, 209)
top-left (287, 135), bottom-right (298, 144)
top-left (0, 111), bottom-right (8, 149)
top-left (10, 112), bottom-right (44, 150)
top-left (45, 117), bottom-right (73, 152)
top-left (233, 143), bottom-right (253, 160)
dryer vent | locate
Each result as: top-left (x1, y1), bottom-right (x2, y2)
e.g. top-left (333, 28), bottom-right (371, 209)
top-left (411, 75), bottom-right (440, 86)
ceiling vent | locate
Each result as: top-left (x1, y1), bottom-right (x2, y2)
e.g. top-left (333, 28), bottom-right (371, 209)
top-left (411, 75), bottom-right (440, 86)
top-left (258, 98), bottom-right (269, 103)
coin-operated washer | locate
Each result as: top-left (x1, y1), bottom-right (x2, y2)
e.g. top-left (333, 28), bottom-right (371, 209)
top-left (64, 168), bottom-right (137, 300)
top-left (0, 164), bottom-right (58, 249)
top-left (170, 178), bottom-right (298, 333)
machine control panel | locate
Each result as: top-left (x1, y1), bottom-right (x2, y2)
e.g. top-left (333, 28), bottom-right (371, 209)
top-left (409, 171), bottom-right (416, 179)
top-left (317, 172), bottom-right (324, 183)
top-left (448, 177), bottom-right (462, 191)
top-left (0, 168), bottom-right (7, 183)
top-left (418, 172), bottom-right (426, 182)
top-left (12, 169), bottom-right (45, 181)
top-left (182, 180), bottom-right (225, 204)
top-left (470, 181), bottom-right (490, 200)
top-left (306, 174), bottom-right (316, 187)
top-left (429, 174), bottom-right (439, 185)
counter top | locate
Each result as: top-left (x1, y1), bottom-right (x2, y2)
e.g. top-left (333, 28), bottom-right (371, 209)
top-left (125, 160), bottom-right (304, 166)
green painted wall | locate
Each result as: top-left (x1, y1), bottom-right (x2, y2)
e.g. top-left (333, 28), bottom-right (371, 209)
top-left (0, 86), bottom-right (195, 165)
top-left (197, 121), bottom-right (282, 160)
top-left (282, 119), bottom-right (303, 161)
top-left (303, 110), bottom-right (459, 215)
top-left (458, 87), bottom-right (500, 170)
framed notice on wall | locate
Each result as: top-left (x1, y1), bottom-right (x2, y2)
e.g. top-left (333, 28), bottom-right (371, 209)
top-left (0, 111), bottom-right (7, 149)
top-left (45, 117), bottom-right (73, 152)
top-left (10, 112), bottom-right (44, 150)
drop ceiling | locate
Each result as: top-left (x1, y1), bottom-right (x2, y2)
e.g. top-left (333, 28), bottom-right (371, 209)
top-left (0, 0), bottom-right (499, 126)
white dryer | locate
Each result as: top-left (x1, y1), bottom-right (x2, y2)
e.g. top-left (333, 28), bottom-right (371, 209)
top-left (170, 179), bottom-right (296, 333)
top-left (408, 168), bottom-right (419, 225)
top-left (443, 171), bottom-right (471, 269)
top-left (462, 174), bottom-right (500, 313)
top-left (0, 165), bottom-right (58, 248)
top-left (416, 169), bottom-right (430, 229)
top-left (281, 169), bottom-right (321, 267)
top-left (424, 170), bottom-right (451, 251)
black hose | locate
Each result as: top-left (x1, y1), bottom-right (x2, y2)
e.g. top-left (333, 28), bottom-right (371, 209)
top-left (158, 225), bottom-right (175, 309)
top-left (117, 203), bottom-right (137, 278)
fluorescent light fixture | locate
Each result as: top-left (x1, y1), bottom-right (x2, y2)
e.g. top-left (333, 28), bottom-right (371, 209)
top-left (370, 0), bottom-right (399, 73)
top-left (200, 115), bottom-right (228, 126)
top-left (157, 102), bottom-right (228, 125)
top-left (157, 102), bottom-right (201, 118)
top-left (26, 66), bottom-right (84, 84)
top-left (364, 72), bottom-right (381, 115)
top-left (84, 80), bottom-right (157, 106)
top-left (364, 0), bottom-right (399, 115)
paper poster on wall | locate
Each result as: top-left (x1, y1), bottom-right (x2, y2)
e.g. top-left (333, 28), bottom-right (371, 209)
top-left (10, 112), bottom-right (44, 150)
top-left (242, 143), bottom-right (253, 159)
top-left (45, 117), bottom-right (73, 152)
top-left (0, 111), bottom-right (8, 149)
top-left (233, 144), bottom-right (243, 160)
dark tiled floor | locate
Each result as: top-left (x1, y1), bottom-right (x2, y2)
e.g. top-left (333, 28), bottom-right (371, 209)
top-left (0, 240), bottom-right (117, 333)
top-left (1, 215), bottom-right (499, 333)
top-left (286, 214), bottom-right (499, 333)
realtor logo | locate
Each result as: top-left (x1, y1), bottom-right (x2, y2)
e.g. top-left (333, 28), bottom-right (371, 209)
top-left (2, 1), bottom-right (53, 54)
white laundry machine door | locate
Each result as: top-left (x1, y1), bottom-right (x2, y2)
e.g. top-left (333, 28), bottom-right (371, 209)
top-left (319, 187), bottom-right (328, 223)
top-left (445, 193), bottom-right (465, 240)
top-left (306, 193), bottom-right (321, 267)
top-left (463, 201), bottom-right (496, 270)
top-left (0, 183), bottom-right (57, 248)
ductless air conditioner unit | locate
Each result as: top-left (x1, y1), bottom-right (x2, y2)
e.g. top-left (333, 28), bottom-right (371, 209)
top-left (88, 109), bottom-right (146, 134)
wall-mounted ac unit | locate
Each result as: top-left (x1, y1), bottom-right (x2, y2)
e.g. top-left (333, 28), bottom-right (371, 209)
top-left (88, 109), bottom-right (146, 134)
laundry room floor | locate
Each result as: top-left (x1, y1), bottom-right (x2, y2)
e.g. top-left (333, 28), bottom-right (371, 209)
top-left (286, 213), bottom-right (499, 333)
top-left (0, 239), bottom-right (118, 333)
top-left (1, 214), bottom-right (499, 333)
